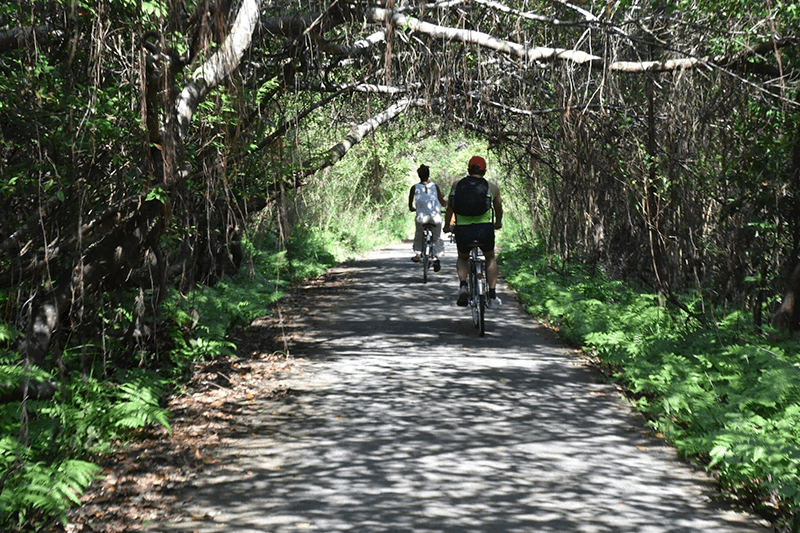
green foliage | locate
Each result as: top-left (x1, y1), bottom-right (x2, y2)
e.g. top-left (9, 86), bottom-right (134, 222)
top-left (108, 370), bottom-right (170, 432)
top-left (141, 0), bottom-right (168, 19)
top-left (0, 363), bottom-right (169, 528)
top-left (283, 230), bottom-right (340, 278)
top-left (162, 241), bottom-right (285, 373)
top-left (501, 239), bottom-right (800, 521)
top-left (264, 123), bottom-right (426, 264)
top-left (0, 457), bottom-right (102, 529)
top-left (3, 0), bottom-right (793, 528)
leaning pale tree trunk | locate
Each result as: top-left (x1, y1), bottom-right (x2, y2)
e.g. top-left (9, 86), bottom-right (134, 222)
top-left (175, 0), bottom-right (262, 142)
top-left (302, 98), bottom-right (429, 175)
top-left (285, 97), bottom-right (432, 191)
top-left (18, 0), bottom-right (264, 368)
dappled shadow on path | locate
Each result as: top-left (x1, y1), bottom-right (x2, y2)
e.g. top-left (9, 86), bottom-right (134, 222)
top-left (266, 242), bottom-right (554, 354)
top-left (155, 242), bottom-right (769, 533)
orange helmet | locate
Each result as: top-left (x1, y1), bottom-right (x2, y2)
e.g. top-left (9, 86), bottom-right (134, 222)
top-left (468, 156), bottom-right (486, 174)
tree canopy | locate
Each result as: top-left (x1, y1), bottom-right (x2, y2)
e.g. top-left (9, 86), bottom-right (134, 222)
top-left (1, 0), bottom-right (797, 365)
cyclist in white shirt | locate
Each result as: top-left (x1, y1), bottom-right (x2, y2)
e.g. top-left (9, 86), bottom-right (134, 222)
top-left (408, 164), bottom-right (447, 272)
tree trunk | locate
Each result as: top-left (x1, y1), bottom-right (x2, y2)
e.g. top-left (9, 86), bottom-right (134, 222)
top-left (773, 262), bottom-right (800, 332)
top-left (19, 201), bottom-right (166, 366)
top-left (772, 92), bottom-right (800, 333)
top-left (17, 0), bottom-right (264, 365)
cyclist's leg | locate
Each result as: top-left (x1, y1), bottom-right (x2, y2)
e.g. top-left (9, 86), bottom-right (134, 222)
top-left (455, 251), bottom-right (469, 305)
top-left (482, 249), bottom-right (502, 309)
top-left (453, 227), bottom-right (470, 305)
top-left (430, 215), bottom-right (444, 258)
top-left (484, 249), bottom-right (498, 289)
top-left (411, 219), bottom-right (424, 261)
top-left (472, 224), bottom-right (500, 307)
top-left (454, 225), bottom-right (475, 280)
top-left (456, 252), bottom-right (469, 279)
top-left (429, 218), bottom-right (443, 271)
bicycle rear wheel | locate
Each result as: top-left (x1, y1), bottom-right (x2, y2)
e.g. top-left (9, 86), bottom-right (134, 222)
top-left (422, 252), bottom-right (429, 283)
top-left (469, 270), bottom-right (480, 329)
top-left (469, 251), bottom-right (486, 336)
top-left (477, 294), bottom-right (485, 336)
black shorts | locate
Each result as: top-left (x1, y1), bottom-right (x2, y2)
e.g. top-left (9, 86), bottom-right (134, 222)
top-left (454, 223), bottom-right (495, 256)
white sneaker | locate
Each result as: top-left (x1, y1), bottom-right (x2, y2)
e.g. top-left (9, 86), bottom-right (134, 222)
top-left (487, 297), bottom-right (502, 309)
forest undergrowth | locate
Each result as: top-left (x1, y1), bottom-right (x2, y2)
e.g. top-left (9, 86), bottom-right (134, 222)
top-left (499, 238), bottom-right (800, 532)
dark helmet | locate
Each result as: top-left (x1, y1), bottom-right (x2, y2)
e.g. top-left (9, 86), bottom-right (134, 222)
top-left (468, 156), bottom-right (486, 174)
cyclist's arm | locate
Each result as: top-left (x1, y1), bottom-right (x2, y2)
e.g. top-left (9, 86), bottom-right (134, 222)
top-left (490, 183), bottom-right (503, 228)
top-left (408, 185), bottom-right (416, 211)
top-left (444, 198), bottom-right (455, 233)
top-left (435, 182), bottom-right (447, 207)
top-left (444, 183), bottom-right (457, 232)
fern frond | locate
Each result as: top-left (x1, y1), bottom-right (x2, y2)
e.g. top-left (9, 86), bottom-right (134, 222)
top-left (109, 370), bottom-right (171, 432)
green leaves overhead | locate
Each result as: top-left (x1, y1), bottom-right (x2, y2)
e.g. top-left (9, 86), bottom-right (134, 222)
top-left (141, 0), bottom-right (168, 19)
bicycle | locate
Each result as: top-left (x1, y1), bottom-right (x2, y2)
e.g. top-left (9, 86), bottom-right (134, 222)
top-left (466, 240), bottom-right (487, 336)
top-left (420, 223), bottom-right (437, 283)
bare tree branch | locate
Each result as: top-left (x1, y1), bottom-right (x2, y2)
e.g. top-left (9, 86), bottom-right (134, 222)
top-left (317, 30), bottom-right (387, 56)
top-left (354, 6), bottom-right (797, 75)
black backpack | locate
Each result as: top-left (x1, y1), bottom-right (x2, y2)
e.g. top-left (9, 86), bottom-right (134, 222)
top-left (453, 176), bottom-right (491, 217)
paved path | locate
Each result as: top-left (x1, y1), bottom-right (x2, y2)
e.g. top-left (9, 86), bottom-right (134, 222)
top-left (155, 240), bottom-right (770, 532)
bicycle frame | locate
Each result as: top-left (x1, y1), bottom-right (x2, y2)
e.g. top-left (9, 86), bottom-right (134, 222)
top-left (421, 224), bottom-right (436, 283)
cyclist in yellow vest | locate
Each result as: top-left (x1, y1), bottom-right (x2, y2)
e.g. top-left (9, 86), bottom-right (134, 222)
top-left (444, 156), bottom-right (503, 308)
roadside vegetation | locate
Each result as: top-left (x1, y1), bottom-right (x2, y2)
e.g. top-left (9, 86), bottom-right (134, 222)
top-left (499, 237), bottom-right (800, 531)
